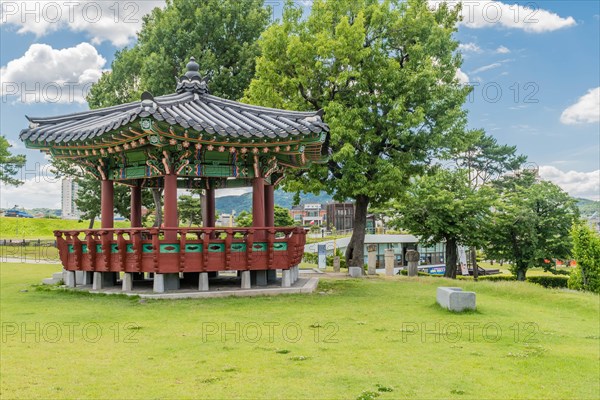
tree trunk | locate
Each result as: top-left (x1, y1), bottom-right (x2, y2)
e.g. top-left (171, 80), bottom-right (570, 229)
top-left (470, 246), bottom-right (479, 280)
top-left (516, 267), bottom-right (526, 281)
top-left (88, 216), bottom-right (95, 229)
top-left (444, 237), bottom-right (458, 278)
top-left (345, 195), bottom-right (369, 271)
top-left (152, 188), bottom-right (163, 227)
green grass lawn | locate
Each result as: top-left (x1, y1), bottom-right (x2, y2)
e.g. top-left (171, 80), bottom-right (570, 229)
top-left (1, 262), bottom-right (598, 399)
top-left (0, 217), bottom-right (132, 240)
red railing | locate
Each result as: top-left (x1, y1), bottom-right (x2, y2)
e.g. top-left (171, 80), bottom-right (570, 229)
top-left (54, 227), bottom-right (306, 273)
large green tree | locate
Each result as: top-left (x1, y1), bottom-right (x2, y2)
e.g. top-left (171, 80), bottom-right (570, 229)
top-left (87, 0), bottom-right (270, 107)
top-left (391, 168), bottom-right (496, 278)
top-left (235, 211), bottom-right (253, 227)
top-left (0, 135), bottom-right (26, 186)
top-left (244, 0), bottom-right (473, 270)
top-left (178, 194), bottom-right (203, 227)
top-left (74, 178), bottom-right (132, 229)
top-left (487, 171), bottom-right (579, 280)
top-left (274, 205), bottom-right (295, 227)
top-left (454, 131), bottom-right (526, 278)
top-left (455, 131), bottom-right (526, 189)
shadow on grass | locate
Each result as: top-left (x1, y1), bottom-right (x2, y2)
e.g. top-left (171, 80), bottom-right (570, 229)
top-left (427, 301), bottom-right (482, 315)
top-left (32, 284), bottom-right (140, 301)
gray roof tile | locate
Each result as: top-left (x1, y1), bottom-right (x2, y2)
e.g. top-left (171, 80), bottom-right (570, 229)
top-left (20, 89), bottom-right (327, 145)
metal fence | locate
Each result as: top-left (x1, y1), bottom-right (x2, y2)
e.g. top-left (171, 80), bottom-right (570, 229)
top-left (0, 239), bottom-right (60, 263)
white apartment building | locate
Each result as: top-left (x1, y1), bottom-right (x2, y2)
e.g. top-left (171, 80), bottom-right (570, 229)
top-left (61, 178), bottom-right (80, 219)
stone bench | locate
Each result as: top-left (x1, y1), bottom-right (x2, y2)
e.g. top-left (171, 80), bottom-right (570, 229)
top-left (436, 287), bottom-right (476, 312)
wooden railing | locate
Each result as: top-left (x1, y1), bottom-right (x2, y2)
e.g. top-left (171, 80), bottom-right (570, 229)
top-left (54, 227), bottom-right (306, 273)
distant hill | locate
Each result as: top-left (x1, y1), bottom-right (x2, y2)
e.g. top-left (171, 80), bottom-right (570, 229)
top-left (216, 190), bottom-right (334, 214)
top-left (576, 198), bottom-right (600, 217)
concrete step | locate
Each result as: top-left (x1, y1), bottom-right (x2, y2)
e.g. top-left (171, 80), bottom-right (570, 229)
top-left (42, 278), bottom-right (59, 285)
top-left (52, 272), bottom-right (64, 280)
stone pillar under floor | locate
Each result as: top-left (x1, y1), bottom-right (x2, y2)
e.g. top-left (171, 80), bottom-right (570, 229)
top-left (92, 272), bottom-right (116, 290)
top-left (65, 270), bottom-right (76, 287)
top-left (282, 269), bottom-right (291, 288)
top-left (294, 266), bottom-right (299, 283)
top-left (122, 273), bottom-right (133, 292)
top-left (153, 273), bottom-right (180, 293)
top-left (75, 271), bottom-right (84, 285)
top-left (82, 271), bottom-right (93, 285)
top-left (199, 272), bottom-right (209, 291)
top-left (241, 271), bottom-right (251, 289)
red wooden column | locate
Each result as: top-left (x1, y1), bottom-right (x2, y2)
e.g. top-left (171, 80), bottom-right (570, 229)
top-left (205, 188), bottom-right (216, 227)
top-left (163, 173), bottom-right (178, 241)
top-left (264, 184), bottom-right (274, 227)
top-left (252, 177), bottom-right (265, 227)
top-left (130, 184), bottom-right (142, 228)
top-left (101, 180), bottom-right (114, 229)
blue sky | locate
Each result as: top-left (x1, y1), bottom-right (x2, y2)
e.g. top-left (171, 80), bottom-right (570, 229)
top-left (1, 0), bottom-right (599, 209)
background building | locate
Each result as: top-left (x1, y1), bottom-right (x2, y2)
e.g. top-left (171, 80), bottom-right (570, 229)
top-left (290, 203), bottom-right (326, 226)
top-left (325, 202), bottom-right (354, 232)
top-left (61, 178), bottom-right (80, 220)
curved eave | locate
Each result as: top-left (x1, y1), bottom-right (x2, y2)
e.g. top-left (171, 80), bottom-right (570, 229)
top-left (20, 92), bottom-right (329, 150)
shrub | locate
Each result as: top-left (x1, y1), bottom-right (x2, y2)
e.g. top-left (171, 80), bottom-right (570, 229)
top-left (478, 275), bottom-right (516, 282)
top-left (398, 269), bottom-right (431, 277)
top-left (527, 276), bottom-right (569, 289)
top-left (303, 250), bottom-right (347, 269)
top-left (568, 223), bottom-right (600, 294)
top-left (568, 267), bottom-right (584, 291)
top-left (303, 252), bottom-right (318, 264)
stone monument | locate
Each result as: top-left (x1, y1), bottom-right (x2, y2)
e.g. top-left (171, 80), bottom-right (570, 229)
top-left (406, 250), bottom-right (420, 277)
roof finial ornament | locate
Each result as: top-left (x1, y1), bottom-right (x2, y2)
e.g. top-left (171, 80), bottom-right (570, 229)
top-left (177, 56), bottom-right (209, 95)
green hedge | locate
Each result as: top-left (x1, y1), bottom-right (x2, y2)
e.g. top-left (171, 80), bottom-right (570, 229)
top-left (477, 274), bottom-right (569, 288)
top-left (527, 275), bottom-right (569, 288)
top-left (478, 275), bottom-right (516, 282)
top-left (398, 269), bottom-right (432, 277)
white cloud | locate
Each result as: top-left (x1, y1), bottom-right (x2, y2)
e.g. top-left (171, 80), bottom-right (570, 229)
top-left (458, 42), bottom-right (481, 53)
top-left (455, 68), bottom-right (470, 84)
top-left (0, 1), bottom-right (165, 47)
top-left (539, 166), bottom-right (600, 201)
top-left (0, 43), bottom-right (106, 103)
top-left (429, 1), bottom-right (576, 33)
top-left (471, 63), bottom-right (502, 74)
top-left (560, 87), bottom-right (600, 125)
top-left (0, 174), bottom-right (62, 209)
top-left (495, 45), bottom-right (510, 54)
